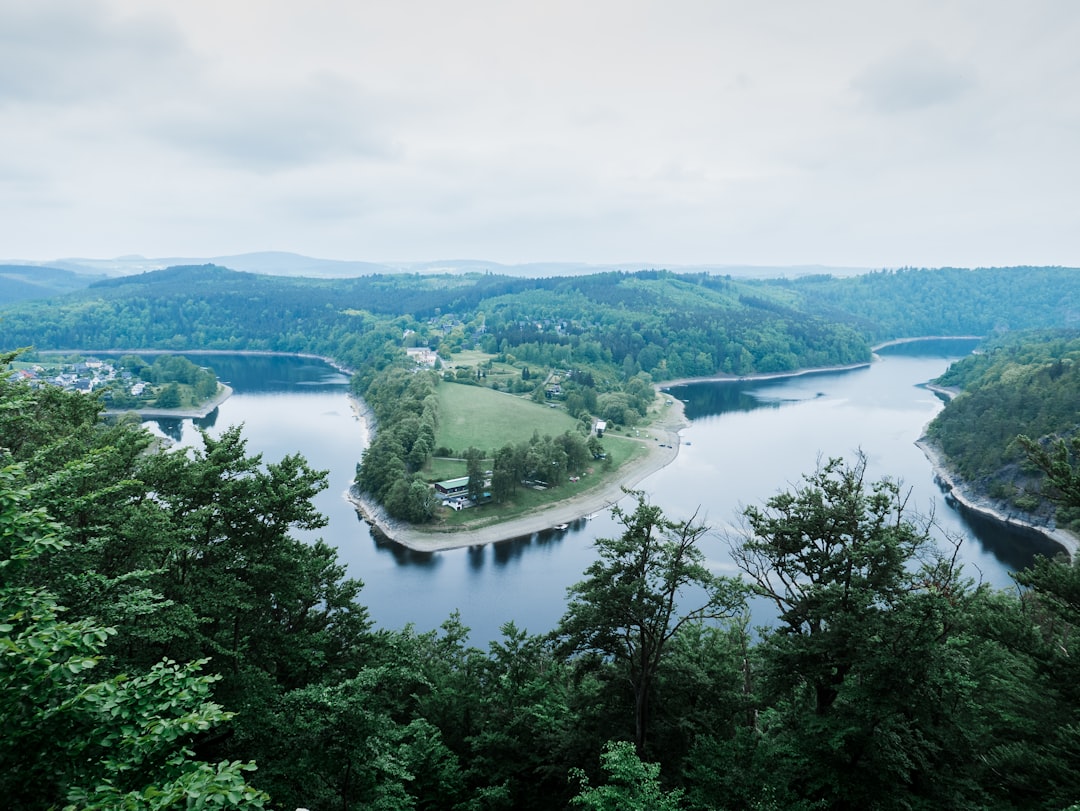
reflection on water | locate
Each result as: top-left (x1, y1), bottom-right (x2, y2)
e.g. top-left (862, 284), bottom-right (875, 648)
top-left (133, 342), bottom-right (1062, 645)
top-left (373, 534), bottom-right (440, 568)
top-left (152, 417), bottom-right (185, 443)
top-left (193, 409), bottom-right (220, 431)
top-left (941, 491), bottom-right (1068, 570)
top-left (665, 381), bottom-right (776, 418)
top-left (150, 409), bottom-right (221, 443)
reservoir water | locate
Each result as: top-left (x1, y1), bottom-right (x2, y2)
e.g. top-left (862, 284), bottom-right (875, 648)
top-left (143, 341), bottom-right (1057, 646)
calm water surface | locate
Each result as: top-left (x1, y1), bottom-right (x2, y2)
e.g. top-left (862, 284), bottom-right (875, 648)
top-left (142, 342), bottom-right (1055, 645)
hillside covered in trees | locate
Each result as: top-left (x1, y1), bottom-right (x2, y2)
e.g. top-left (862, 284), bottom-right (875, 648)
top-left (3, 264), bottom-right (1080, 380)
top-left (8, 354), bottom-right (1080, 809)
top-left (6, 263), bottom-right (1080, 520)
top-left (925, 330), bottom-right (1080, 532)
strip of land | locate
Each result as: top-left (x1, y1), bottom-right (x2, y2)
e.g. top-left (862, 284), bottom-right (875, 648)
top-left (104, 384), bottom-right (234, 419)
top-left (348, 355), bottom-right (887, 551)
top-left (348, 393), bottom-right (689, 551)
top-left (658, 360), bottom-right (871, 389)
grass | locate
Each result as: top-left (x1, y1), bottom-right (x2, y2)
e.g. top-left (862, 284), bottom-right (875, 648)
top-left (424, 362), bottom-right (665, 528)
top-left (434, 381), bottom-right (579, 455)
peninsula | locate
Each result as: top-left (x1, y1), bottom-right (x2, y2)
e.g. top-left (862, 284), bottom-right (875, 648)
top-left (349, 393), bottom-right (688, 551)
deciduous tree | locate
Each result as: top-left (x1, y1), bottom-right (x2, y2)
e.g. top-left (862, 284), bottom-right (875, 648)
top-left (556, 492), bottom-right (745, 756)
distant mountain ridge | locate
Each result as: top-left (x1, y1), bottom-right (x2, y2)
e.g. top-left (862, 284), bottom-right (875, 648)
top-left (1, 252), bottom-right (875, 280)
top-left (0, 264), bottom-right (107, 305)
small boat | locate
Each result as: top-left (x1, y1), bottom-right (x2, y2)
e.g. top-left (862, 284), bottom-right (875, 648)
top-left (553, 523), bottom-right (569, 531)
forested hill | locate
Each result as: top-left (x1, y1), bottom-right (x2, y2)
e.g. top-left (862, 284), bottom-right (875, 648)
top-left (3, 264), bottom-right (1080, 382)
top-left (925, 330), bottom-right (1080, 531)
top-left (790, 266), bottom-right (1080, 340)
top-left (0, 263), bottom-right (102, 305)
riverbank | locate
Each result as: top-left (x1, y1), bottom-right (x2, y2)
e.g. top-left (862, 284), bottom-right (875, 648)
top-left (347, 394), bottom-right (689, 551)
top-left (916, 374), bottom-right (1078, 561)
top-left (104, 383), bottom-right (234, 419)
top-left (347, 341), bottom-right (995, 553)
top-left (916, 436), bottom-right (1078, 561)
top-left (658, 360), bottom-right (872, 389)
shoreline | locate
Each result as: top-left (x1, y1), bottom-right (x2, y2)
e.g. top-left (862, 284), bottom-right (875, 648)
top-left (658, 360), bottom-right (872, 389)
top-left (916, 375), bottom-right (1078, 561)
top-left (347, 393), bottom-right (689, 552)
top-left (345, 344), bottom-right (965, 552)
top-left (104, 383), bottom-right (234, 419)
top-left (39, 347), bottom-right (357, 378)
top-left (915, 438), bottom-right (1078, 561)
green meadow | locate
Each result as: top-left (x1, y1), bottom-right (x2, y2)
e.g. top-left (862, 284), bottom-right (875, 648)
top-left (434, 381), bottom-right (578, 455)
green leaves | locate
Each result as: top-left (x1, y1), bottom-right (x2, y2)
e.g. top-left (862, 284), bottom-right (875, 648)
top-left (0, 464), bottom-right (266, 808)
top-left (557, 493), bottom-right (746, 757)
top-left (570, 740), bottom-right (684, 811)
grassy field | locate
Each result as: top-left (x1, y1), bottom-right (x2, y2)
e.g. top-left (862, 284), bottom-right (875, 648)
top-left (434, 381), bottom-right (578, 455)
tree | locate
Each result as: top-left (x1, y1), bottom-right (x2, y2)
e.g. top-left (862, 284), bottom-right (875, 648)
top-left (491, 444), bottom-right (519, 503)
top-left (730, 454), bottom-right (993, 809)
top-left (0, 463), bottom-right (267, 810)
top-left (155, 381), bottom-right (182, 409)
top-left (555, 492), bottom-right (745, 756)
top-left (732, 454), bottom-right (929, 715)
top-left (1019, 432), bottom-right (1080, 516)
top-left (465, 446), bottom-right (486, 503)
top-left (570, 740), bottom-right (684, 811)
top-left (136, 427), bottom-right (370, 701)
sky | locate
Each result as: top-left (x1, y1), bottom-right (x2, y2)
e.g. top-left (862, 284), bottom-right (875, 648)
top-left (1, 0), bottom-right (1078, 269)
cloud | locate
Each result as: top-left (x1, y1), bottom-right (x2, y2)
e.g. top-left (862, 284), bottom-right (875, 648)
top-left (145, 73), bottom-right (401, 172)
top-left (851, 42), bottom-right (975, 114)
top-left (0, 1), bottom-right (190, 106)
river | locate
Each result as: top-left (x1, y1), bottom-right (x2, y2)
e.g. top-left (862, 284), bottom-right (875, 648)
top-left (140, 341), bottom-right (1058, 646)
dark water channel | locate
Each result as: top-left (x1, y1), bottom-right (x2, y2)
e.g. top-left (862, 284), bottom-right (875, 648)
top-left (141, 341), bottom-right (1054, 646)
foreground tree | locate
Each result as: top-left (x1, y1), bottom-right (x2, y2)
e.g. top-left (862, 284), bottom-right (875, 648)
top-left (733, 454), bottom-right (931, 715)
top-left (730, 454), bottom-right (1007, 809)
top-left (555, 492), bottom-right (745, 757)
top-left (570, 740), bottom-right (684, 811)
top-left (0, 463), bottom-right (267, 809)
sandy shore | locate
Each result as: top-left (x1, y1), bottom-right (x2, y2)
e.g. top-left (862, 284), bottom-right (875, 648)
top-left (104, 383), bottom-right (234, 419)
top-left (348, 394), bottom-right (689, 551)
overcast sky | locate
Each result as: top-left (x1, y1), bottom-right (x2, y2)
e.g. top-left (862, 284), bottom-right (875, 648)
top-left (2, 1), bottom-right (1078, 268)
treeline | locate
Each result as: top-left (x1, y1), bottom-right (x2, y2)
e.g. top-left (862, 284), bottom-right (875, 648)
top-left (0, 264), bottom-right (873, 380)
top-left (6, 264), bottom-right (1080, 392)
top-left (925, 329), bottom-right (1080, 527)
top-left (353, 364), bottom-right (442, 522)
top-left (121, 353), bottom-right (218, 389)
top-left (488, 430), bottom-right (600, 502)
top-left (790, 265), bottom-right (1080, 341)
top-left (8, 356), bottom-right (1080, 808)
top-left (5, 265), bottom-right (1080, 388)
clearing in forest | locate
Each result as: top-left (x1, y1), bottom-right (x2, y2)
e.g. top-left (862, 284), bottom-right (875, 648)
top-left (434, 381), bottom-right (580, 456)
